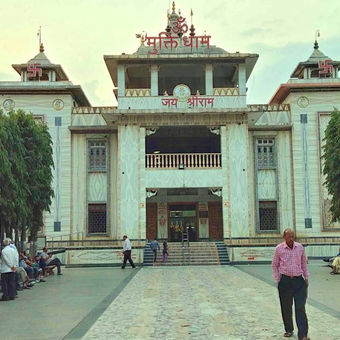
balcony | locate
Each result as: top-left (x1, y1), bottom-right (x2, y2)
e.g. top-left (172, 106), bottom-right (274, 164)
top-left (145, 153), bottom-right (222, 169)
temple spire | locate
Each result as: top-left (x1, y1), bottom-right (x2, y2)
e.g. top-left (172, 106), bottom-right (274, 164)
top-left (37, 26), bottom-right (42, 52)
top-left (314, 29), bottom-right (320, 50)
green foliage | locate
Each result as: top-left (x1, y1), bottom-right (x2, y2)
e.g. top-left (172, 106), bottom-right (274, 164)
top-left (323, 108), bottom-right (340, 222)
top-left (0, 109), bottom-right (54, 246)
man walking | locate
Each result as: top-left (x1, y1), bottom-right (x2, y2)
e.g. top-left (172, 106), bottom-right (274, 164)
top-left (272, 228), bottom-right (310, 340)
top-left (121, 235), bottom-right (135, 269)
top-left (1, 238), bottom-right (18, 301)
top-left (150, 238), bottom-right (160, 263)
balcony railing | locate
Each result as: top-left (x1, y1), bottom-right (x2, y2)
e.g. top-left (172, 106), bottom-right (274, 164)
top-left (125, 89), bottom-right (151, 96)
top-left (213, 87), bottom-right (239, 96)
top-left (146, 153), bottom-right (222, 169)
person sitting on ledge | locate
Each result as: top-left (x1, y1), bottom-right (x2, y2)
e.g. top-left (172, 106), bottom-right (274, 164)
top-left (330, 250), bottom-right (340, 275)
top-left (40, 248), bottom-right (63, 275)
top-left (46, 252), bottom-right (63, 275)
top-left (323, 248), bottom-right (340, 269)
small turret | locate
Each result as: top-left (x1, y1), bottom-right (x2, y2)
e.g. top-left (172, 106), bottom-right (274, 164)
top-left (290, 35), bottom-right (339, 80)
top-left (12, 40), bottom-right (69, 82)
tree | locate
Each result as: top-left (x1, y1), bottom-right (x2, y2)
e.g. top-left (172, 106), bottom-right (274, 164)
top-left (323, 108), bottom-right (340, 222)
top-left (0, 111), bottom-right (17, 245)
top-left (0, 109), bottom-right (54, 249)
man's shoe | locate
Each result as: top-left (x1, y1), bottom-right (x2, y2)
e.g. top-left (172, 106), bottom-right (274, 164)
top-left (57, 273), bottom-right (63, 275)
top-left (1, 297), bottom-right (9, 301)
top-left (121, 267), bottom-right (125, 269)
top-left (284, 332), bottom-right (293, 337)
top-left (39, 278), bottom-right (46, 282)
top-left (300, 337), bottom-right (310, 340)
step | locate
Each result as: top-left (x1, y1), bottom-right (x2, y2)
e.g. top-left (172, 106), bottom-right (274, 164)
top-left (143, 242), bottom-right (229, 266)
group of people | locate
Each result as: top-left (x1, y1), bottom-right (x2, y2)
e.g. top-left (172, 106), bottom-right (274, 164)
top-left (150, 238), bottom-right (169, 263)
top-left (120, 235), bottom-right (169, 269)
top-left (1, 238), bottom-right (63, 301)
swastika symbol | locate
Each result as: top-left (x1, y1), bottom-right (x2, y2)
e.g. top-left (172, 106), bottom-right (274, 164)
top-left (27, 63), bottom-right (42, 78)
top-left (318, 59), bottom-right (334, 75)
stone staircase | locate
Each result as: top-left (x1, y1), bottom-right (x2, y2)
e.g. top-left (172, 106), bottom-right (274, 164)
top-left (143, 242), bottom-right (230, 266)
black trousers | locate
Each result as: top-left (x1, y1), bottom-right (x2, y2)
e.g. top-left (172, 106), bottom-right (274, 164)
top-left (48, 258), bottom-right (62, 274)
top-left (122, 250), bottom-right (135, 268)
top-left (1, 272), bottom-right (16, 300)
top-left (278, 275), bottom-right (308, 339)
top-left (152, 249), bottom-right (157, 262)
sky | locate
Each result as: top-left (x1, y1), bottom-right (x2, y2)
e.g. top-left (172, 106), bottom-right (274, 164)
top-left (0, 0), bottom-right (340, 106)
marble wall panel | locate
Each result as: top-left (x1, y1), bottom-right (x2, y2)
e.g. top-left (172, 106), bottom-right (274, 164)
top-left (71, 134), bottom-right (87, 236)
top-left (67, 249), bottom-right (143, 265)
top-left (118, 95), bottom-right (246, 110)
top-left (145, 169), bottom-right (224, 188)
top-left (257, 170), bottom-right (276, 200)
top-left (88, 173), bottom-right (107, 202)
top-left (228, 124), bottom-right (249, 237)
top-left (290, 91), bottom-right (340, 236)
top-left (118, 126), bottom-right (140, 238)
top-left (277, 131), bottom-right (294, 230)
top-left (109, 134), bottom-right (118, 239)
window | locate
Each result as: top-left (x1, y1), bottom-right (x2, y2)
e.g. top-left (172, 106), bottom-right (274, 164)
top-left (88, 204), bottom-right (106, 234)
top-left (88, 141), bottom-right (106, 171)
top-left (259, 201), bottom-right (277, 231)
top-left (33, 115), bottom-right (45, 125)
top-left (257, 138), bottom-right (275, 168)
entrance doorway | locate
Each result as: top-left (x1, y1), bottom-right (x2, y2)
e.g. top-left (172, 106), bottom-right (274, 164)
top-left (169, 203), bottom-right (197, 242)
top-left (208, 202), bottom-right (223, 240)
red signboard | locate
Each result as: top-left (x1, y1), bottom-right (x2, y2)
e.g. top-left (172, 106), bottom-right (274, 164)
top-left (161, 96), bottom-right (215, 108)
top-left (138, 15), bottom-right (211, 55)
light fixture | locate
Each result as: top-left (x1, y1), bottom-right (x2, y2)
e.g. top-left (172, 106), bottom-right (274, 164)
top-left (178, 163), bottom-right (185, 170)
top-left (153, 150), bottom-right (160, 154)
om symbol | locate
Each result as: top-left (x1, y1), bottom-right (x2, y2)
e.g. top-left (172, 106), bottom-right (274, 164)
top-left (172, 16), bottom-right (188, 34)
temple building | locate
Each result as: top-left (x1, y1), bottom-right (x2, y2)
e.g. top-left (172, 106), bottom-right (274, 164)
top-left (1, 3), bottom-right (340, 265)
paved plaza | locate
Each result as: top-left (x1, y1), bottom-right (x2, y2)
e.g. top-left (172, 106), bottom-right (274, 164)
top-left (1, 262), bottom-right (339, 340)
top-left (82, 263), bottom-right (340, 340)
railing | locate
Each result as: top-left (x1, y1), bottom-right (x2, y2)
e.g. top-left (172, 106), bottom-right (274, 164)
top-left (47, 231), bottom-right (84, 251)
top-left (125, 89), bottom-right (151, 97)
top-left (213, 87), bottom-right (239, 96)
top-left (146, 153), bottom-right (221, 169)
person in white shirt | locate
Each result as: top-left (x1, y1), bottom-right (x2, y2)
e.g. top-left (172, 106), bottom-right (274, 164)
top-left (1, 238), bottom-right (18, 301)
top-left (121, 235), bottom-right (136, 269)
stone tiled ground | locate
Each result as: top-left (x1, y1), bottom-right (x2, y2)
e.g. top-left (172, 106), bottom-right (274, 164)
top-left (83, 266), bottom-right (340, 340)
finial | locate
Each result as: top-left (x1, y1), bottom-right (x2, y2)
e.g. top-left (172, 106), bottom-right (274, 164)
top-left (172, 1), bottom-right (175, 13)
top-left (37, 26), bottom-right (42, 52)
top-left (190, 24), bottom-right (195, 37)
top-left (190, 8), bottom-right (193, 25)
top-left (39, 43), bottom-right (44, 53)
top-left (179, 8), bottom-right (181, 16)
top-left (314, 29), bottom-right (320, 49)
top-left (136, 32), bottom-right (146, 46)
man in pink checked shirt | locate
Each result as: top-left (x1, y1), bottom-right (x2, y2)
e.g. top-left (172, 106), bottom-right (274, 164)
top-left (272, 229), bottom-right (310, 340)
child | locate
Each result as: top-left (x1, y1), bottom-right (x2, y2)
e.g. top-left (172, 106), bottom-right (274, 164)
top-left (162, 241), bottom-right (169, 262)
